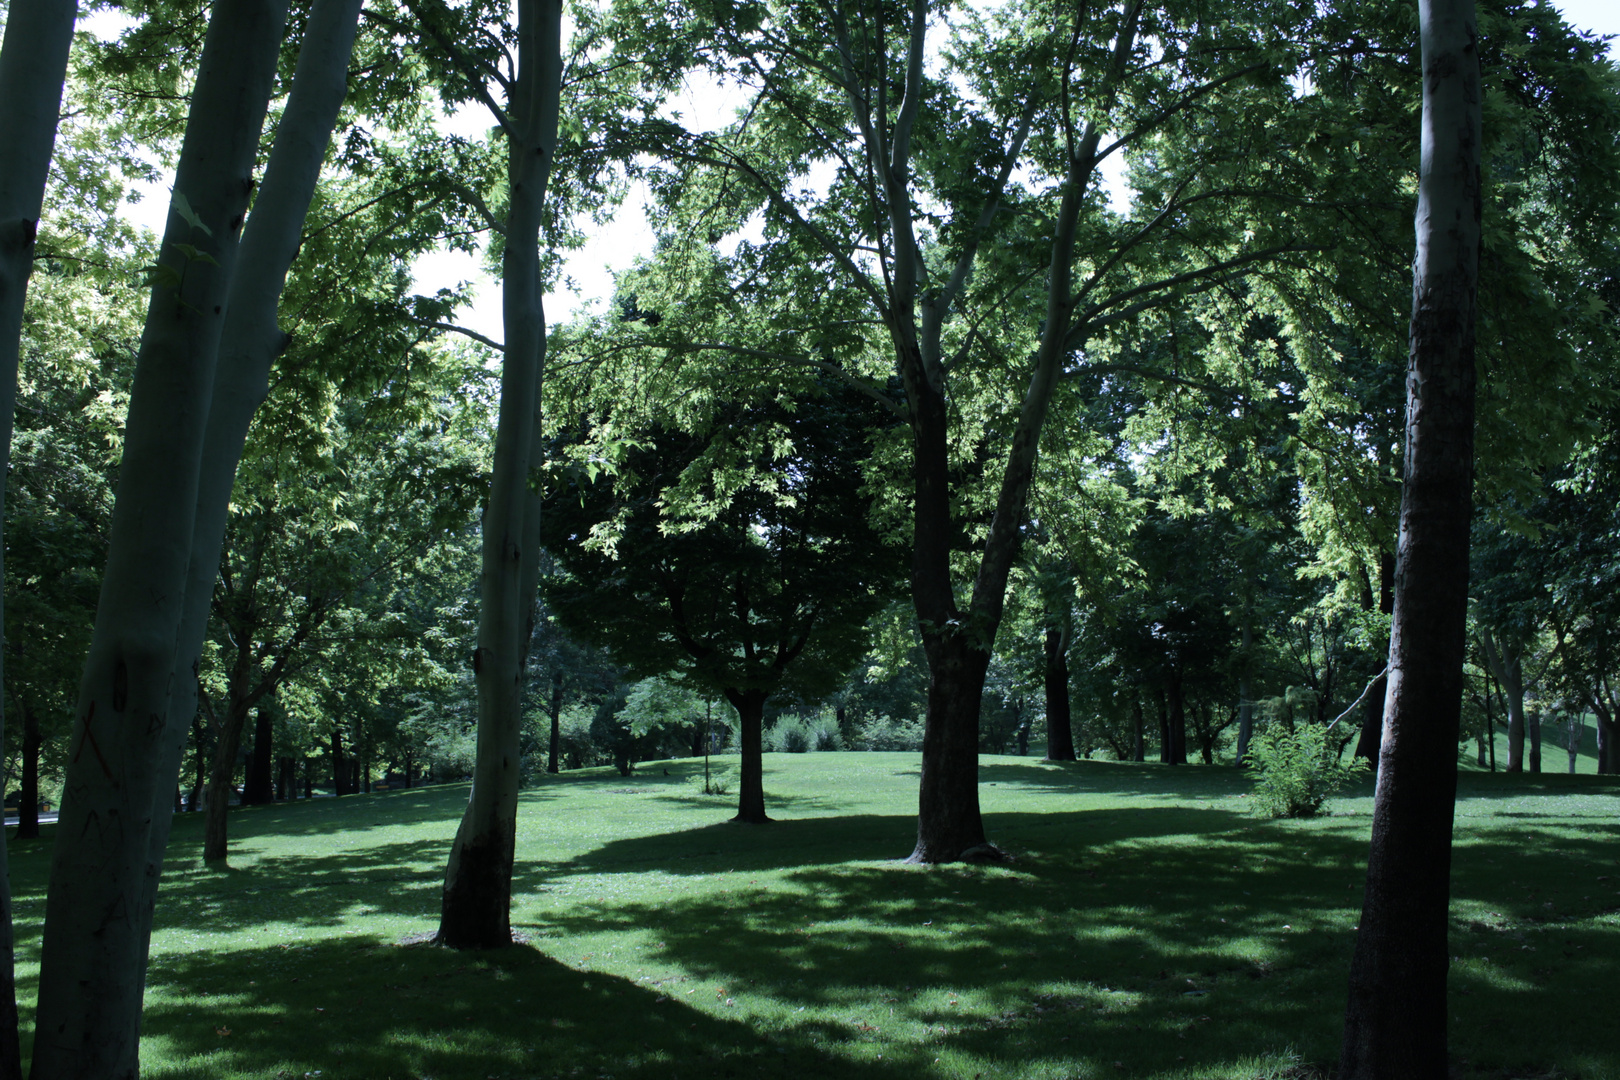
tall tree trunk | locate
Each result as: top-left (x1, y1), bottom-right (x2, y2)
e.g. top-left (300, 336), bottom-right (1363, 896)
top-left (0, 6), bottom-right (79, 1076)
top-left (243, 702), bottom-right (275, 804)
top-left (1527, 708), bottom-right (1541, 773)
top-left (1564, 713), bottom-right (1579, 774)
top-left (30, 4), bottom-right (289, 1076)
top-left (135, 0), bottom-right (362, 965)
top-left (1132, 692), bottom-right (1145, 763)
top-left (202, 695), bottom-right (252, 863)
top-left (436, 0), bottom-right (564, 950)
top-left (1165, 670), bottom-right (1188, 765)
top-left (1236, 624), bottom-right (1255, 766)
top-left (1156, 682), bottom-right (1171, 763)
top-left (547, 670), bottom-right (563, 774)
top-left (728, 689), bottom-right (771, 824)
top-left (1592, 702), bottom-right (1617, 774)
top-left (1044, 623), bottom-right (1076, 761)
top-left (18, 703), bottom-right (41, 843)
top-left (331, 729), bottom-right (347, 795)
top-left (895, 2), bottom-right (1139, 864)
top-left (1480, 628), bottom-right (1525, 771)
top-left (1340, 1), bottom-right (1481, 1075)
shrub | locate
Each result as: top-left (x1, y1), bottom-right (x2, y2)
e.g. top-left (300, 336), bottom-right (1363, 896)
top-left (1247, 723), bottom-right (1367, 818)
top-left (769, 717), bottom-right (814, 753)
top-left (850, 713), bottom-right (925, 751)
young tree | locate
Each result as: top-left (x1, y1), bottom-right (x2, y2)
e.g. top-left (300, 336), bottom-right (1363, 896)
top-left (1340, 0), bottom-right (1482, 1074)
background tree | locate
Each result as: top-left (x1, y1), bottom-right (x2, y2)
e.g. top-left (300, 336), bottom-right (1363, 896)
top-left (542, 385), bottom-right (905, 822)
top-left (1340, 0), bottom-right (1483, 1072)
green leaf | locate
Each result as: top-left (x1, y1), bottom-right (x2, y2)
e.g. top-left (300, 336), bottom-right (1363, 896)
top-left (141, 262), bottom-right (183, 289)
top-left (170, 190), bottom-right (214, 237)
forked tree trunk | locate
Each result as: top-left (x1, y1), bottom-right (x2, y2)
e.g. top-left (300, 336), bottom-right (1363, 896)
top-left (1044, 623), bottom-right (1076, 761)
top-left (728, 689), bottom-right (771, 823)
top-left (0, 6), bottom-right (79, 1076)
top-left (1340, 0), bottom-right (1480, 1074)
top-left (436, 0), bottom-right (563, 950)
top-left (140, 0), bottom-right (361, 910)
top-left (30, 4), bottom-right (289, 1076)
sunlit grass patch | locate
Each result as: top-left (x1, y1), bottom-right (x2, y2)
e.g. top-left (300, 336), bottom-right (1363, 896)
top-left (5, 753), bottom-right (1616, 1079)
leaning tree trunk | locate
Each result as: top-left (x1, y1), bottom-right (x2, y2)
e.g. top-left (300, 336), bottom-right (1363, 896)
top-left (30, 3), bottom-right (289, 1076)
top-left (135, 0), bottom-right (363, 966)
top-left (0, 6), bottom-right (79, 1077)
top-left (728, 689), bottom-right (771, 824)
top-left (437, 0), bottom-right (563, 950)
top-left (1340, 1), bottom-right (1480, 1076)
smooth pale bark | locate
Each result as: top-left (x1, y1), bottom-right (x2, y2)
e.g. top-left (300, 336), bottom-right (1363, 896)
top-left (1340, 0), bottom-right (1480, 1074)
top-left (437, 0), bottom-right (563, 950)
top-left (129, 0), bottom-right (360, 990)
top-left (31, 3), bottom-right (290, 1076)
top-left (1480, 628), bottom-right (1525, 771)
top-left (0, 7), bottom-right (78, 1076)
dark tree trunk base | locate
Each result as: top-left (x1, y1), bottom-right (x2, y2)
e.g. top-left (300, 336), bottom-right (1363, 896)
top-left (438, 824), bottom-right (516, 950)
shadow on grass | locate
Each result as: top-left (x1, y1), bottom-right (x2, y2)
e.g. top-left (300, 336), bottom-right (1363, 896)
top-left (134, 936), bottom-right (921, 1080)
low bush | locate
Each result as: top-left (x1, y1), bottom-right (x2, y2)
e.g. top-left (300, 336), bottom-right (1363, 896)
top-left (850, 713), bottom-right (925, 751)
top-left (1246, 723), bottom-right (1367, 818)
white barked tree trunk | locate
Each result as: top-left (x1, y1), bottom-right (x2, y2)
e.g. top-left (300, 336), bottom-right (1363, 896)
top-left (30, 2), bottom-right (291, 1076)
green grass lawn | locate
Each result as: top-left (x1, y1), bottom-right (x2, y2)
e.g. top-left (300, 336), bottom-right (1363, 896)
top-left (8, 754), bottom-right (1619, 1080)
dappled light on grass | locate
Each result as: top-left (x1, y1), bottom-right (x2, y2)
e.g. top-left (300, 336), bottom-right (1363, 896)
top-left (6, 753), bottom-right (1617, 1078)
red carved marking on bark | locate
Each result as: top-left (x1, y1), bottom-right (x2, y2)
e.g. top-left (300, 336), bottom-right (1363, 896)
top-left (71, 701), bottom-right (116, 782)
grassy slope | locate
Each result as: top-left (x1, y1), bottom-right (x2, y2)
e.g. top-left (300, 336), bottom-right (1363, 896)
top-left (8, 754), bottom-right (1618, 1080)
